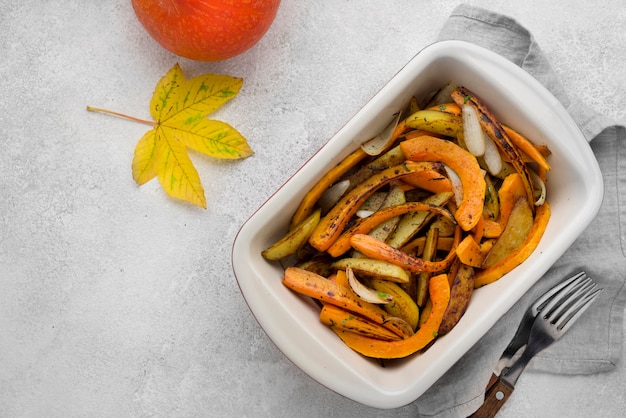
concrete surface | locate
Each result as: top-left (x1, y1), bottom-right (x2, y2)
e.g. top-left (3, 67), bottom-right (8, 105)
top-left (1, 1), bottom-right (625, 417)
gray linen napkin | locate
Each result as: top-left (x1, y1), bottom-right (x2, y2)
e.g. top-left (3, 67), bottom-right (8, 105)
top-left (412, 4), bottom-right (626, 417)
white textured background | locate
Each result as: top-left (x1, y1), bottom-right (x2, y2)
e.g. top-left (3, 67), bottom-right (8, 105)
top-left (1, 1), bottom-right (625, 417)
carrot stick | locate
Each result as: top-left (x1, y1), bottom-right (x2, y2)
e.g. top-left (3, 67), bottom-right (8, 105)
top-left (320, 304), bottom-right (402, 341)
top-left (502, 125), bottom-right (551, 172)
top-left (349, 227), bottom-right (461, 274)
top-left (290, 147), bottom-right (368, 228)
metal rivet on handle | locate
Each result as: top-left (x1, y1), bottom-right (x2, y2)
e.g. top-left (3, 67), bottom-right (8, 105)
top-left (495, 391), bottom-right (505, 401)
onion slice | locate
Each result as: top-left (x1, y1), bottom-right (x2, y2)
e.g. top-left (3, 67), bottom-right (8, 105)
top-left (461, 104), bottom-right (486, 157)
top-left (346, 266), bottom-right (393, 304)
top-left (529, 169), bottom-right (547, 206)
top-left (483, 135), bottom-right (503, 176)
top-left (318, 179), bottom-right (350, 213)
top-left (361, 112), bottom-right (402, 156)
top-left (356, 209), bottom-right (375, 219)
top-left (444, 164), bottom-right (463, 207)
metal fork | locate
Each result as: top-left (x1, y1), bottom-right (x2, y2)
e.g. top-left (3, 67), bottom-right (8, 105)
top-left (502, 273), bottom-right (603, 385)
top-left (494, 271), bottom-right (589, 375)
top-left (472, 272), bottom-right (603, 417)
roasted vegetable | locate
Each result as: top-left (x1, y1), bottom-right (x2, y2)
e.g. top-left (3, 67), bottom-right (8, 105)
top-left (262, 209), bottom-right (321, 260)
top-left (386, 191), bottom-right (454, 249)
top-left (265, 81), bottom-right (552, 362)
top-left (438, 263), bottom-right (475, 335)
top-left (283, 267), bottom-right (413, 338)
top-left (327, 200), bottom-right (455, 257)
top-left (332, 273), bottom-right (450, 359)
top-left (350, 228), bottom-right (461, 274)
top-left (319, 304), bottom-right (402, 341)
top-left (482, 197), bottom-right (534, 268)
top-left (451, 87), bottom-right (535, 211)
top-left (331, 258), bottom-right (411, 283)
top-left (309, 161), bottom-right (451, 252)
top-left (370, 279), bottom-right (420, 331)
top-left (361, 112), bottom-right (404, 156)
top-left (456, 234), bottom-right (493, 268)
top-left (400, 136), bottom-right (486, 231)
top-left (404, 109), bottom-right (463, 137)
top-left (290, 148), bottom-right (367, 228)
top-left (345, 265), bottom-right (394, 304)
top-left (474, 203), bottom-right (550, 287)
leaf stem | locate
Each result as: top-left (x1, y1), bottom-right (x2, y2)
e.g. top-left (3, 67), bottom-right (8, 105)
top-left (86, 106), bottom-right (154, 126)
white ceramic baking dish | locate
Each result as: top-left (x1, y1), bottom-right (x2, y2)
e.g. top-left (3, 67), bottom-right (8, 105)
top-left (232, 40), bottom-right (603, 409)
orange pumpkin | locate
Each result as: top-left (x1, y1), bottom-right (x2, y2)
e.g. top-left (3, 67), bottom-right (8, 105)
top-left (132, 0), bottom-right (281, 61)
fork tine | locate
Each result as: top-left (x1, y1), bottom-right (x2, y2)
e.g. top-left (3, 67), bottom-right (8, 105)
top-left (556, 288), bottom-right (603, 332)
top-left (548, 279), bottom-right (596, 321)
top-left (531, 271), bottom-right (586, 315)
top-left (540, 272), bottom-right (591, 317)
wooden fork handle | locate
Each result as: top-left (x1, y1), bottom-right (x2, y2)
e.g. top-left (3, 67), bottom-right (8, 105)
top-left (469, 377), bottom-right (514, 418)
top-left (485, 372), bottom-right (499, 392)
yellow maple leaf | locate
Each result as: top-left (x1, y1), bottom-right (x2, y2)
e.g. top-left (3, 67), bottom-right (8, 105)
top-left (88, 64), bottom-right (253, 208)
